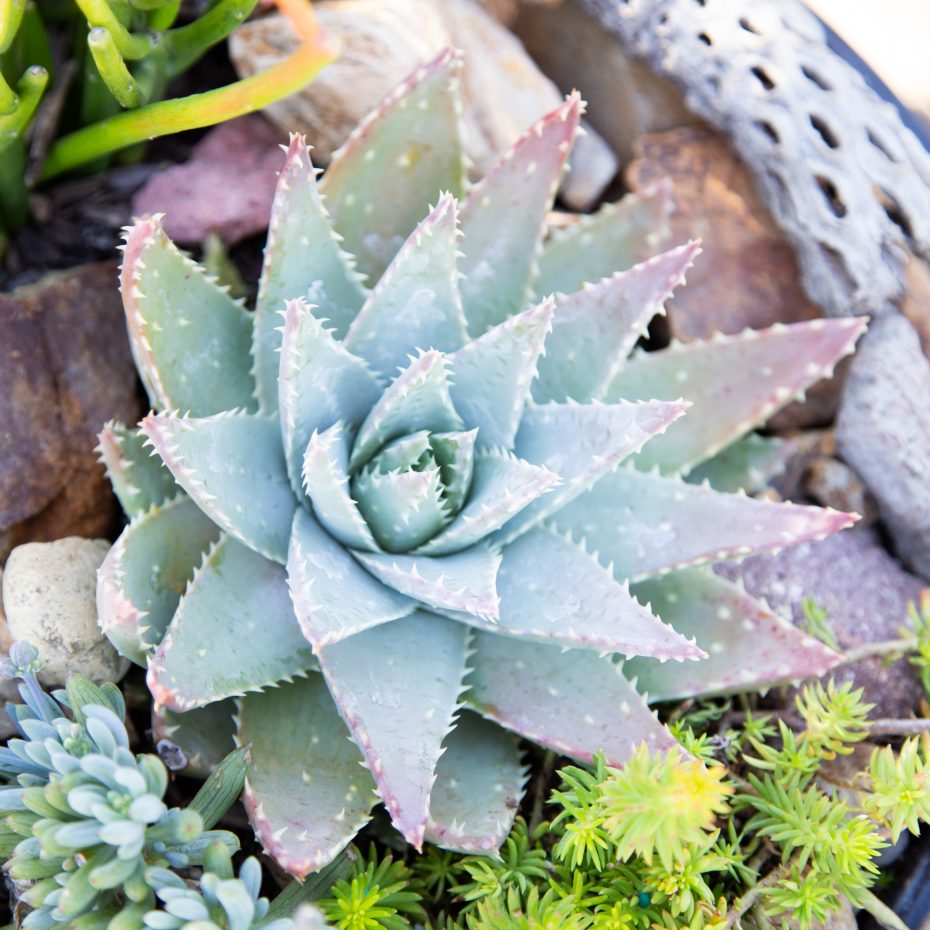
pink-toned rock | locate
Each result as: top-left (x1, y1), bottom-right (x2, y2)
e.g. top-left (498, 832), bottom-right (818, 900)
top-left (132, 115), bottom-right (284, 245)
top-left (715, 528), bottom-right (924, 719)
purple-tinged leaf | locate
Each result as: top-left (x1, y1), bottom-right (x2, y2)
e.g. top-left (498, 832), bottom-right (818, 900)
top-left (533, 243), bottom-right (699, 404)
top-left (426, 712), bottom-right (526, 856)
top-left (466, 634), bottom-right (679, 765)
top-left (279, 299), bottom-right (382, 500)
top-left (350, 350), bottom-right (462, 471)
top-left (686, 434), bottom-right (792, 495)
top-left (253, 136), bottom-right (368, 410)
top-left (415, 450), bottom-right (558, 556)
top-left (97, 421), bottom-right (178, 518)
top-left (141, 411), bottom-right (295, 564)
top-left (607, 318), bottom-right (868, 475)
top-left (317, 612), bottom-right (469, 849)
top-left (459, 528), bottom-right (705, 659)
top-left (459, 94), bottom-right (582, 336)
top-left (551, 467), bottom-right (857, 583)
top-left (151, 699), bottom-right (237, 778)
top-left (496, 399), bottom-right (687, 543)
top-left (532, 181), bottom-right (674, 299)
top-left (97, 497), bottom-right (220, 666)
top-left (353, 545), bottom-right (501, 620)
top-left (239, 676), bottom-right (377, 878)
top-left (321, 49), bottom-right (466, 282)
top-left (627, 568), bottom-right (841, 700)
top-left (302, 423), bottom-right (377, 551)
top-left (449, 300), bottom-right (553, 450)
top-left (344, 194), bottom-right (468, 381)
top-left (147, 536), bottom-right (317, 712)
top-left (288, 509), bottom-right (415, 651)
top-left (120, 215), bottom-right (256, 415)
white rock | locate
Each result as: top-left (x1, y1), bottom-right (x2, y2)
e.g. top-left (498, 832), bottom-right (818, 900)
top-left (229, 0), bottom-right (618, 207)
top-left (2, 538), bottom-right (129, 686)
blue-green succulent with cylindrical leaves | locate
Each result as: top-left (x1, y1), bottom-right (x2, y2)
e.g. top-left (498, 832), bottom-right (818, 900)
top-left (96, 49), bottom-right (865, 876)
top-left (0, 644), bottom-right (247, 930)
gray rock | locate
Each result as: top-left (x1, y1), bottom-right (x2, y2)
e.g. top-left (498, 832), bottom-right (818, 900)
top-left (836, 314), bottom-right (930, 581)
top-left (2, 538), bottom-right (129, 686)
top-left (716, 528), bottom-right (924, 718)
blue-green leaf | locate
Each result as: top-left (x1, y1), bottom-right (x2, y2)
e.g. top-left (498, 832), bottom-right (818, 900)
top-left (97, 421), bottom-right (179, 518)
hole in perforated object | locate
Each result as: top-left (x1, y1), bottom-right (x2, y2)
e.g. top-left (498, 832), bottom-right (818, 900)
top-left (751, 66), bottom-right (774, 91)
top-left (809, 115), bottom-right (839, 149)
top-left (698, 32), bottom-right (712, 45)
top-left (694, 0), bottom-right (706, 6)
top-left (755, 121), bottom-right (779, 144)
top-left (739, 17), bottom-right (759, 34)
top-left (801, 65), bottom-right (832, 91)
top-left (867, 129), bottom-right (899, 163)
top-left (875, 186), bottom-right (914, 239)
top-left (816, 176), bottom-right (846, 218)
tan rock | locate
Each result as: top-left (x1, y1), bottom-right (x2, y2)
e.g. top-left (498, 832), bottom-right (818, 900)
top-left (0, 566), bottom-right (18, 740)
top-left (514, 0), bottom-right (695, 163)
top-left (2, 538), bottom-right (129, 686)
top-left (900, 250), bottom-right (930, 359)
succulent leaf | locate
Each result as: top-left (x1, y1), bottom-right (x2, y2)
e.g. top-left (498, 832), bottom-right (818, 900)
top-left (287, 508), bottom-right (415, 651)
top-left (97, 496), bottom-right (220, 665)
top-left (254, 136), bottom-right (368, 409)
top-left (459, 94), bottom-right (581, 336)
top-left (354, 545), bottom-right (502, 620)
top-left (478, 527), bottom-right (704, 659)
top-left (426, 712), bottom-right (525, 856)
top-left (97, 421), bottom-right (179, 518)
top-left (278, 299), bottom-right (382, 501)
top-left (238, 676), bottom-right (377, 879)
top-left (120, 215), bottom-right (256, 415)
top-left (344, 193), bottom-right (468, 381)
top-left (686, 434), bottom-right (792, 494)
top-left (449, 299), bottom-right (554, 450)
top-left (414, 450), bottom-right (559, 556)
top-left (551, 467), bottom-right (857, 582)
top-left (532, 180), bottom-right (674, 299)
top-left (152, 700), bottom-right (237, 778)
top-left (607, 318), bottom-right (868, 475)
top-left (466, 633), bottom-right (679, 764)
top-left (141, 411), bottom-right (296, 564)
top-left (626, 568), bottom-right (842, 699)
top-left (302, 423), bottom-right (378, 551)
top-left (429, 430), bottom-right (478, 514)
top-left (498, 399), bottom-right (688, 542)
top-left (349, 349), bottom-right (463, 471)
top-left (533, 243), bottom-right (699, 404)
top-left (320, 48), bottom-right (466, 282)
top-left (147, 537), bottom-right (317, 712)
top-left (316, 612), bottom-right (470, 849)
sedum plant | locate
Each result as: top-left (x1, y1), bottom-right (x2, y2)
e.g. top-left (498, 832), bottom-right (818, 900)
top-left (97, 49), bottom-right (866, 876)
top-left (0, 643), bottom-right (342, 930)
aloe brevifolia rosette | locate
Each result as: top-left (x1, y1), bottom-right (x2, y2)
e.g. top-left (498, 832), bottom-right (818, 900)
top-left (97, 48), bottom-right (866, 876)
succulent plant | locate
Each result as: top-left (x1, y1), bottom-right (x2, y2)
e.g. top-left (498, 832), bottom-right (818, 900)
top-left (97, 49), bottom-right (865, 876)
top-left (0, 643), bottom-right (247, 930)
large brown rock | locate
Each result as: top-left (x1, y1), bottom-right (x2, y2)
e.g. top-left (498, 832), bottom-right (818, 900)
top-left (715, 528), bottom-right (924, 719)
top-left (0, 261), bottom-right (141, 557)
top-left (626, 127), bottom-right (823, 342)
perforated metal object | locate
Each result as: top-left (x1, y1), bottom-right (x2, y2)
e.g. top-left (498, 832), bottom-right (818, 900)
top-left (578, 0), bottom-right (930, 317)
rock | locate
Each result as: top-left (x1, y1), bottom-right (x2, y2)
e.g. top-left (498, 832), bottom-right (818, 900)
top-left (0, 262), bottom-right (142, 554)
top-left (229, 0), bottom-right (617, 209)
top-left (900, 250), bottom-right (930, 360)
top-left (626, 127), bottom-right (823, 342)
top-left (715, 528), bottom-right (924, 719)
top-left (132, 115), bottom-right (284, 246)
top-left (513, 0), bottom-right (695, 164)
top-left (836, 314), bottom-right (930, 582)
top-left (803, 456), bottom-right (879, 526)
top-left (2, 538), bottom-right (129, 686)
